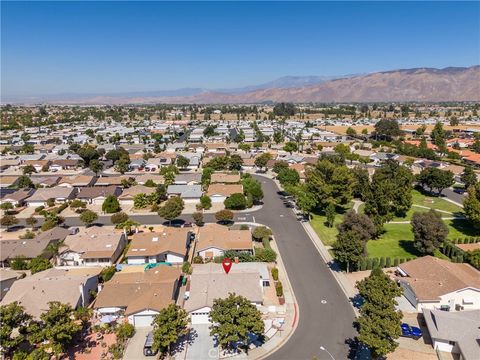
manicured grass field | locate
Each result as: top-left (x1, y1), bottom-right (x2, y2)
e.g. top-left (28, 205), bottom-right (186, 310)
top-left (366, 224), bottom-right (418, 259)
top-left (310, 189), bottom-right (478, 259)
top-left (310, 213), bottom-right (342, 246)
top-left (391, 189), bottom-right (464, 221)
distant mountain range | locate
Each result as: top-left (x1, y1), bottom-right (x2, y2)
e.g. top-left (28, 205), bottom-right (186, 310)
top-left (4, 66), bottom-right (479, 104)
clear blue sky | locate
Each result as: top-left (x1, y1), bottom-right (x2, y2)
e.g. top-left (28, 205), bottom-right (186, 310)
top-left (2, 1), bottom-right (479, 96)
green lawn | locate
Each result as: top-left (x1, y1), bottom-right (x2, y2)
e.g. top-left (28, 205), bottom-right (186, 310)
top-left (310, 203), bottom-right (352, 246)
top-left (391, 189), bottom-right (464, 221)
top-left (309, 189), bottom-right (479, 259)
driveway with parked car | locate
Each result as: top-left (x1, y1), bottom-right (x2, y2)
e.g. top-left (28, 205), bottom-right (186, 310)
top-left (123, 327), bottom-right (153, 360)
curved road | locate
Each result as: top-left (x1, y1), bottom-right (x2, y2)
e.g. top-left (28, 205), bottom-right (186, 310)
top-left (17, 175), bottom-right (357, 359)
top-left (252, 176), bottom-right (357, 360)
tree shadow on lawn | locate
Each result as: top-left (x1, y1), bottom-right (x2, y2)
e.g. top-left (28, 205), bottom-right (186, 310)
top-left (449, 218), bottom-right (480, 237)
top-left (398, 239), bottom-right (422, 258)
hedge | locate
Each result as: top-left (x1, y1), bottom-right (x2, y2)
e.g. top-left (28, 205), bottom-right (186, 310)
top-left (275, 281), bottom-right (283, 297)
top-left (356, 256), bottom-right (416, 271)
top-left (271, 267), bottom-right (279, 281)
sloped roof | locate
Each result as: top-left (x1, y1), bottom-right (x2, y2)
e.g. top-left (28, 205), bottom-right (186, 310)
top-left (398, 256), bottom-right (480, 301)
top-left (196, 223), bottom-right (252, 252)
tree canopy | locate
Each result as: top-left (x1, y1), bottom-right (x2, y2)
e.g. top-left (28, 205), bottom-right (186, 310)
top-left (152, 304), bottom-right (188, 355)
top-left (209, 293), bottom-right (264, 352)
top-left (411, 210), bottom-right (449, 255)
top-left (158, 197), bottom-right (184, 221)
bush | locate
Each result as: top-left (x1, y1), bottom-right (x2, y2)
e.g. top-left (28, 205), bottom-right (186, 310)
top-left (200, 195), bottom-right (212, 210)
top-left (262, 237), bottom-right (271, 250)
top-left (366, 258), bottom-right (373, 270)
top-left (28, 256), bottom-right (52, 274)
top-left (252, 226), bottom-right (272, 241)
top-left (99, 266), bottom-right (116, 283)
top-left (10, 256), bottom-right (28, 270)
top-left (393, 257), bottom-right (399, 267)
top-left (255, 248), bottom-right (277, 262)
top-left (271, 267), bottom-right (279, 281)
top-left (379, 257), bottom-right (385, 268)
top-left (111, 212), bottom-right (129, 225)
top-left (46, 198), bottom-right (55, 207)
top-left (240, 224), bottom-right (249, 230)
top-left (35, 205), bottom-right (45, 214)
top-left (193, 256), bottom-right (203, 264)
top-left (102, 195), bottom-right (121, 214)
top-left (215, 209), bottom-right (234, 223)
top-left (385, 257), bottom-right (391, 268)
top-left (275, 281), bottom-right (284, 297)
top-left (70, 199), bottom-right (86, 209)
top-left (224, 193), bottom-right (247, 210)
top-left (115, 322), bottom-right (135, 342)
top-left (182, 262), bottom-right (192, 274)
top-left (192, 212), bottom-right (204, 226)
top-left (41, 219), bottom-right (57, 231)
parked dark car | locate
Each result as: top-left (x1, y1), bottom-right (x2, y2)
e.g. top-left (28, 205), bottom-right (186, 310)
top-left (400, 323), bottom-right (422, 339)
top-left (143, 331), bottom-right (158, 356)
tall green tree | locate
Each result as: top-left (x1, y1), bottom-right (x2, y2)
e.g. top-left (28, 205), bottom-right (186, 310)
top-left (176, 155), bottom-right (190, 169)
top-left (0, 302), bottom-right (32, 356)
top-left (79, 210), bottom-right (98, 226)
top-left (152, 304), bottom-right (188, 355)
top-left (102, 195), bottom-right (121, 213)
top-left (461, 166), bottom-right (477, 189)
top-left (356, 268), bottom-right (403, 359)
top-left (411, 210), bottom-right (449, 255)
top-left (364, 160), bottom-right (413, 230)
top-left (333, 230), bottom-right (365, 273)
top-left (416, 168), bottom-right (454, 195)
top-left (228, 154), bottom-right (244, 171)
top-left (283, 141), bottom-right (298, 154)
top-left (89, 159), bottom-right (103, 176)
top-left (209, 294), bottom-right (264, 352)
top-left (158, 197), bottom-right (184, 223)
top-left (254, 153), bottom-right (272, 171)
top-left (430, 121), bottom-right (447, 152)
top-left (277, 168), bottom-right (300, 187)
top-left (374, 119), bottom-right (402, 140)
top-left (464, 182), bottom-right (480, 228)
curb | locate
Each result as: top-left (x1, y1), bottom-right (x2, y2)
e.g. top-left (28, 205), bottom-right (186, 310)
top-left (234, 222), bottom-right (300, 360)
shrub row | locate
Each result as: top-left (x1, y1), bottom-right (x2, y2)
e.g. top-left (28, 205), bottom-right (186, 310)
top-left (451, 237), bottom-right (480, 244)
top-left (356, 256), bottom-right (414, 271)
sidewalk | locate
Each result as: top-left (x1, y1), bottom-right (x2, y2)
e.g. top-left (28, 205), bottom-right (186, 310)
top-left (302, 222), bottom-right (359, 313)
top-left (245, 236), bottom-right (298, 360)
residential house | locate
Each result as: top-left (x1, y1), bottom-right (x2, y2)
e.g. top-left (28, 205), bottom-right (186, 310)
top-left (0, 227), bottom-right (71, 266)
top-left (94, 176), bottom-right (131, 187)
top-left (49, 159), bottom-right (80, 171)
top-left (118, 185), bottom-right (156, 205)
top-left (195, 223), bottom-right (253, 260)
top-left (77, 186), bottom-right (122, 205)
top-left (57, 175), bottom-right (96, 188)
top-left (0, 268), bottom-right (100, 318)
top-left (206, 183), bottom-right (243, 203)
top-left (167, 184), bottom-right (202, 203)
top-left (0, 269), bottom-right (23, 301)
top-left (58, 227), bottom-right (126, 267)
top-left (185, 264), bottom-right (263, 324)
top-left (24, 187), bottom-right (76, 207)
top-left (423, 309), bottom-right (479, 360)
top-left (174, 173), bottom-right (202, 185)
top-left (126, 227), bottom-right (194, 265)
top-left (396, 256), bottom-right (480, 312)
top-left (93, 266), bottom-right (182, 327)
top-left (31, 176), bottom-right (61, 187)
top-left (0, 176), bottom-right (20, 188)
top-left (134, 174), bottom-right (164, 186)
top-left (210, 173), bottom-right (241, 184)
top-left (0, 188), bottom-right (34, 207)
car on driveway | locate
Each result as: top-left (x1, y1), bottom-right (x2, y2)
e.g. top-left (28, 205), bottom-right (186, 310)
top-left (143, 331), bottom-right (158, 356)
top-left (400, 323), bottom-right (422, 340)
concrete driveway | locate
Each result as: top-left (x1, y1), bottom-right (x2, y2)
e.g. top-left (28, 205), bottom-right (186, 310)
top-left (185, 325), bottom-right (219, 360)
top-left (123, 327), bottom-right (152, 360)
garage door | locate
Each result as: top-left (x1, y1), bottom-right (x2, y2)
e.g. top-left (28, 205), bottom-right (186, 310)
top-left (134, 315), bottom-right (154, 327)
top-left (191, 312), bottom-right (210, 325)
top-left (210, 196), bottom-right (225, 203)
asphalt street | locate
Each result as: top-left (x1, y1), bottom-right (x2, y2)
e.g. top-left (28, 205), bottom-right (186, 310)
top-left (252, 176), bottom-right (357, 360)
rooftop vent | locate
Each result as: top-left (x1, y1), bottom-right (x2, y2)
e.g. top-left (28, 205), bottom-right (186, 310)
top-left (152, 237), bottom-right (159, 242)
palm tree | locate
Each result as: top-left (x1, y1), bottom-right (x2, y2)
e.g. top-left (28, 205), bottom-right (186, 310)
top-left (119, 219), bottom-right (140, 236)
